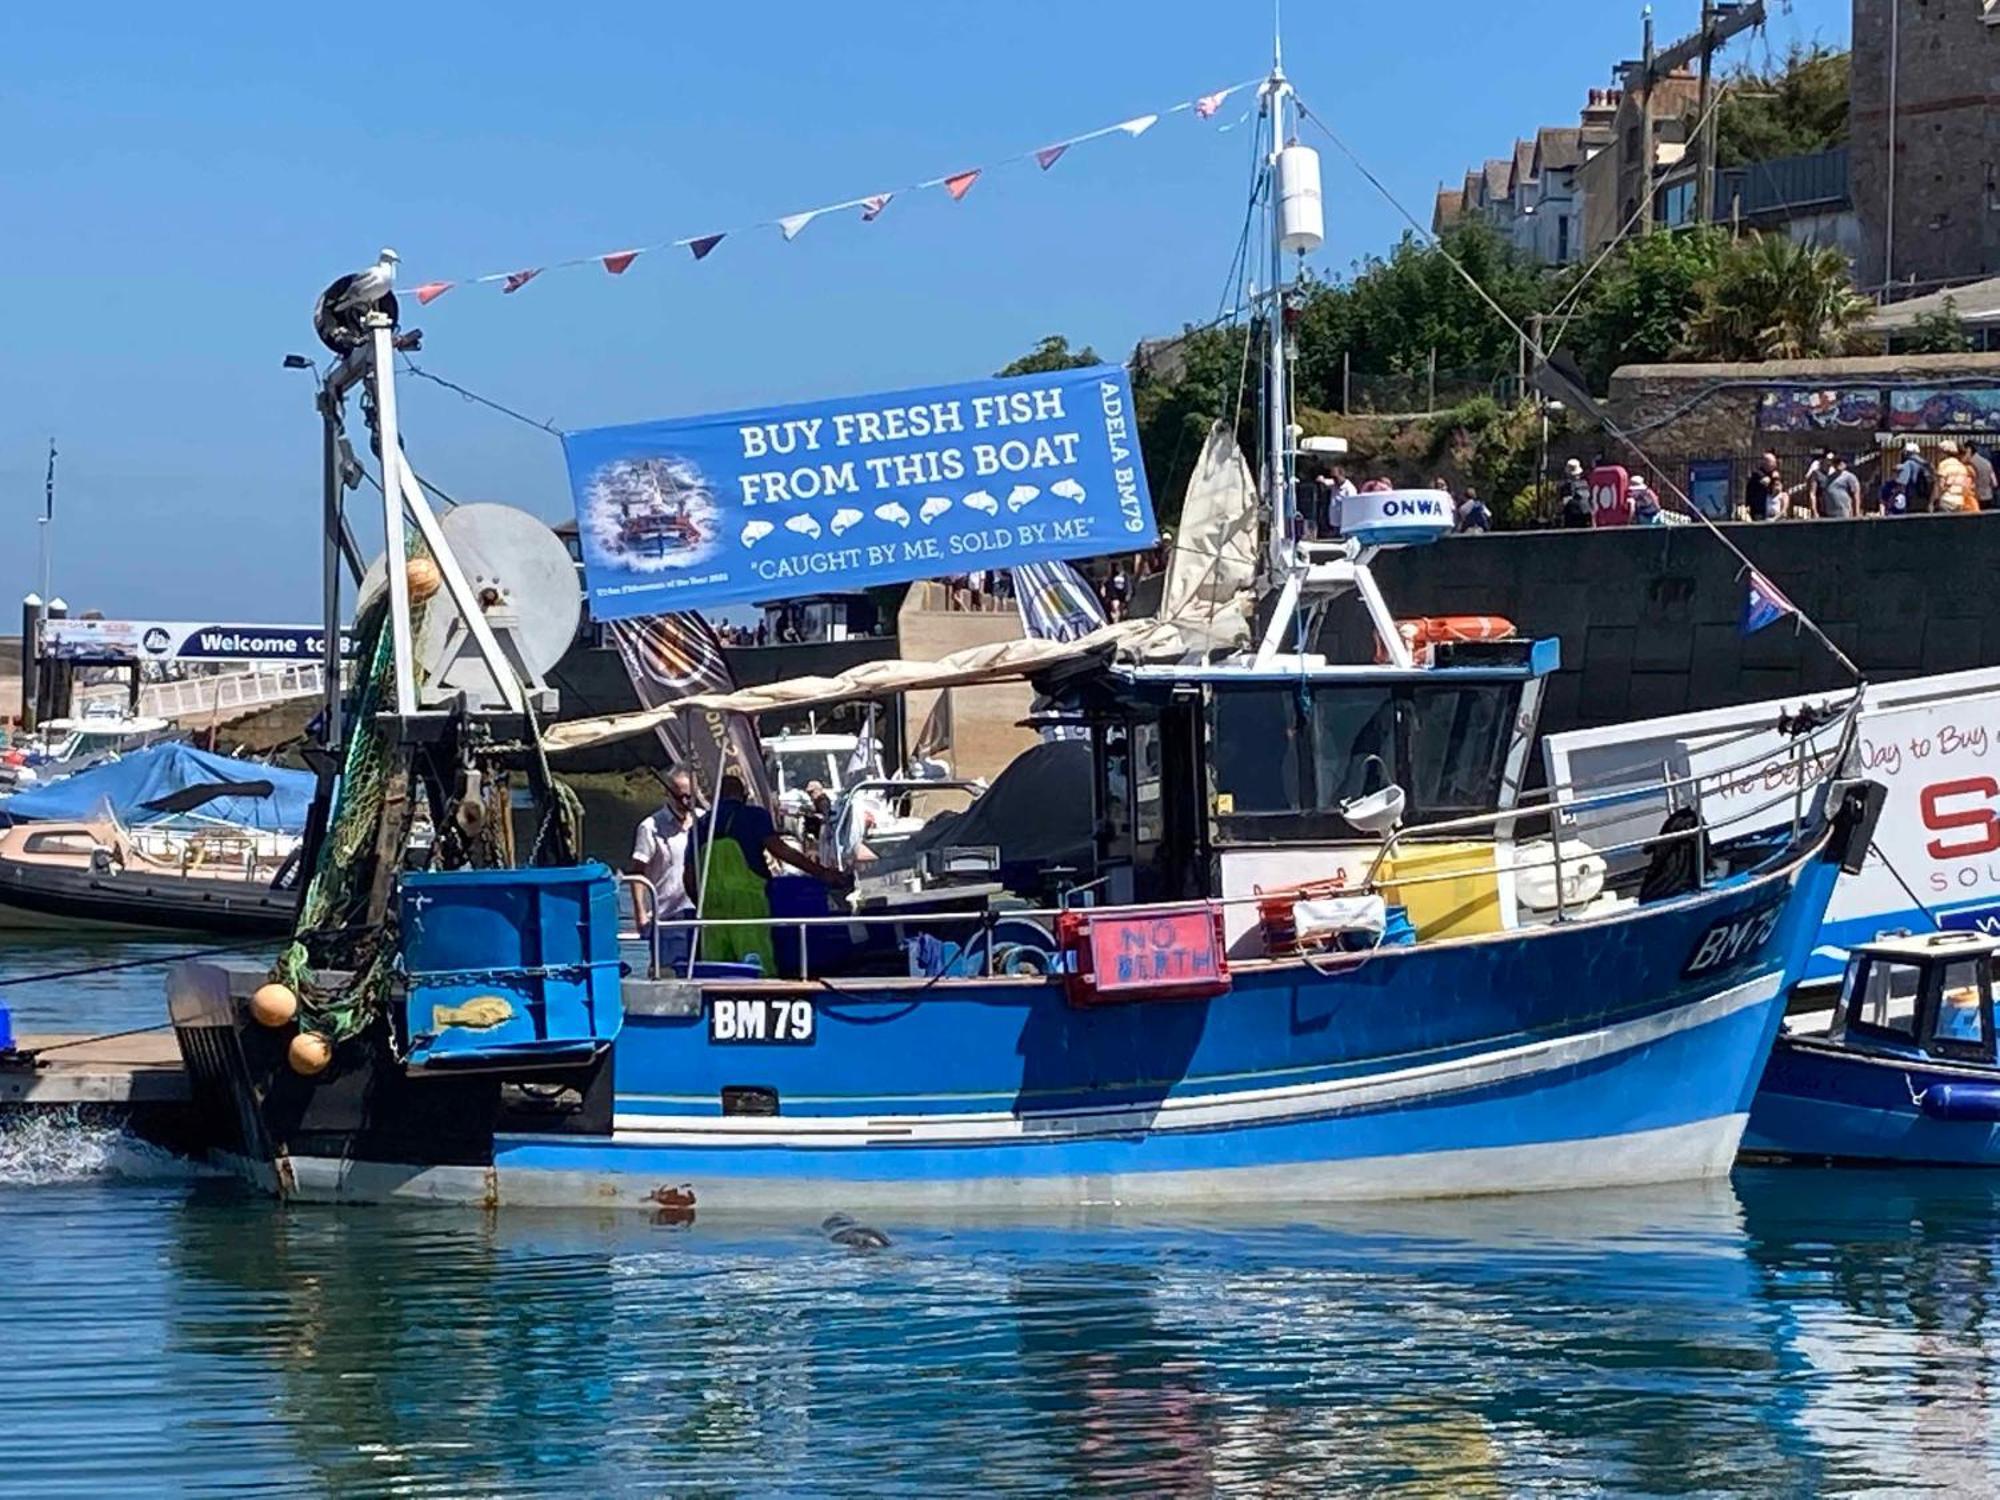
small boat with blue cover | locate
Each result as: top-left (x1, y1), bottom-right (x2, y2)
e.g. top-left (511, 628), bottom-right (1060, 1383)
top-left (1744, 929), bottom-right (2000, 1165)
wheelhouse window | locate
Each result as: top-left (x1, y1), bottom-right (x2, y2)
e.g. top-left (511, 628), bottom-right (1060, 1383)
top-left (1846, 957), bottom-right (1922, 1040)
top-left (1313, 690), bottom-right (1395, 804)
top-left (1407, 687), bottom-right (1514, 816)
top-left (1930, 957), bottom-right (1993, 1057)
top-left (1204, 679), bottom-right (1525, 843)
top-left (1209, 689), bottom-right (1304, 816)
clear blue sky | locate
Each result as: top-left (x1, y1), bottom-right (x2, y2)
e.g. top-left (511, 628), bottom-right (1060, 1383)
top-left (2, 0), bottom-right (1847, 622)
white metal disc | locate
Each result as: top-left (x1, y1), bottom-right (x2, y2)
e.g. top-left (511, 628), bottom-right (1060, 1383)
top-left (357, 503), bottom-right (582, 681)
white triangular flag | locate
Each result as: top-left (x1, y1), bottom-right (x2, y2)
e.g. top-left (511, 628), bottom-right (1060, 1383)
top-left (778, 210), bottom-right (820, 242)
top-left (1118, 114), bottom-right (1159, 137)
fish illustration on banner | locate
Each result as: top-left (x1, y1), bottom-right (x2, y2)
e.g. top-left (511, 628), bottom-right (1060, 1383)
top-left (562, 365), bottom-right (1157, 620)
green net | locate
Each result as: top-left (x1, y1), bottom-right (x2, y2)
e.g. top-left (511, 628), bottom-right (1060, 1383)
top-left (268, 555), bottom-right (587, 1047)
top-left (271, 591), bottom-right (412, 1044)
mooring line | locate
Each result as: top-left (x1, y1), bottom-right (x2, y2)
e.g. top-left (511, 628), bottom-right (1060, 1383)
top-left (19, 1021), bottom-right (176, 1057)
top-left (0, 939), bottom-right (276, 991)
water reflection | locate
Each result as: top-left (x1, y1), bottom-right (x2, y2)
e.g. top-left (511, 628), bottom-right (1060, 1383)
top-left (0, 1160), bottom-right (1992, 1493)
top-left (140, 1180), bottom-right (1846, 1494)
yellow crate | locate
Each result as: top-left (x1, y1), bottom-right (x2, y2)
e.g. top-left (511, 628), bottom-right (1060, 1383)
top-left (1379, 841), bottom-right (1505, 941)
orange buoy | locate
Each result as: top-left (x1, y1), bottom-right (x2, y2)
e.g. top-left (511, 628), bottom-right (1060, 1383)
top-left (250, 982), bottom-right (298, 1029)
top-left (406, 556), bottom-right (443, 604)
top-left (288, 1032), bottom-right (333, 1077)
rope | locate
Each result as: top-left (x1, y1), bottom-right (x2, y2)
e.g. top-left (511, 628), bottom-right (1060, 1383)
top-left (14, 1021), bottom-right (175, 1057)
top-left (1541, 77), bottom-right (1734, 350)
top-left (399, 358), bottom-right (563, 437)
top-left (1293, 95), bottom-right (1861, 686)
top-left (0, 939), bottom-right (276, 990)
top-left (1869, 840), bottom-right (1945, 932)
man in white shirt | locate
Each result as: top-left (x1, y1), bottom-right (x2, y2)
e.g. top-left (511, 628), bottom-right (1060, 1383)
top-left (631, 770), bottom-right (697, 968)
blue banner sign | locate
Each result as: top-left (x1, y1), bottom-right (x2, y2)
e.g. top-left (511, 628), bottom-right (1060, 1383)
top-left (40, 619), bottom-right (357, 663)
top-left (562, 365), bottom-right (1156, 621)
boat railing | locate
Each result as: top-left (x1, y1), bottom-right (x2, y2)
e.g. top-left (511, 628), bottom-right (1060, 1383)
top-left (625, 698), bottom-right (1862, 982)
top-left (1363, 696), bottom-right (1862, 896)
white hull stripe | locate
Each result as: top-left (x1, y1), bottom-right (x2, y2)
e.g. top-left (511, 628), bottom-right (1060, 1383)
top-left (268, 1116), bottom-right (1751, 1211)
top-left (567, 971), bottom-right (1786, 1152)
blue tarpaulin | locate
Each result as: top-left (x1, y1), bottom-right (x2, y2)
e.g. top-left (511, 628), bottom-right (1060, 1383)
top-left (563, 364), bottom-right (1157, 621)
top-left (1, 742), bottom-right (314, 833)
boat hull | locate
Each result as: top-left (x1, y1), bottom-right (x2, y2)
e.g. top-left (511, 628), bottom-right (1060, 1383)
top-left (0, 857), bottom-right (296, 937)
top-left (1744, 1034), bottom-right (2000, 1166)
top-left (173, 832), bottom-right (1846, 1214)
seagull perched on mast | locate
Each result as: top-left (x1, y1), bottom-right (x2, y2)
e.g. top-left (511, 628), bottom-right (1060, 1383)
top-left (313, 247), bottom-right (404, 355)
top-left (335, 247), bottom-right (399, 311)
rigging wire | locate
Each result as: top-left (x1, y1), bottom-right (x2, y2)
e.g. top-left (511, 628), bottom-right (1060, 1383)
top-left (1541, 75), bottom-right (1736, 352)
top-left (400, 358), bottom-right (563, 438)
top-left (1291, 94), bottom-right (1861, 684)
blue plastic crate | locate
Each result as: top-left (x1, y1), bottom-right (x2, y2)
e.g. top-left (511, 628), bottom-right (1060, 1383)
top-left (399, 862), bottom-right (624, 1068)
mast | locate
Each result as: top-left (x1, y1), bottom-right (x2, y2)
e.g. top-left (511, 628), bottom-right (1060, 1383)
top-left (1262, 60), bottom-right (1293, 582)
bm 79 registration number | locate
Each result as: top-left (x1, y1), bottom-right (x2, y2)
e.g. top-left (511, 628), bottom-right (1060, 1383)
top-left (708, 997), bottom-right (816, 1045)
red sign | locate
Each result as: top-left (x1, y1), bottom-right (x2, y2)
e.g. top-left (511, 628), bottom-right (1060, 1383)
top-left (1589, 464), bottom-right (1631, 527)
top-left (1060, 906), bottom-right (1230, 1006)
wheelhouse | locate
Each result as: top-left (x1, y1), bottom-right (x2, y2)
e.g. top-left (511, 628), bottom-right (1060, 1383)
top-left (1829, 930), bottom-right (2000, 1065)
top-left (1044, 636), bottom-right (1560, 940)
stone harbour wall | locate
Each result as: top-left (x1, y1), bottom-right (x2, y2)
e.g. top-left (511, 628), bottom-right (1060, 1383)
top-left (1325, 512), bottom-right (2000, 738)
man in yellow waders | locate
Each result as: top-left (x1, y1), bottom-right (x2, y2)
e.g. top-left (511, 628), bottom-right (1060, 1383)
top-left (688, 773), bottom-right (843, 974)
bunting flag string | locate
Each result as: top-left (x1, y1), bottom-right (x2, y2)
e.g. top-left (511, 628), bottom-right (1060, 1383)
top-left (398, 78), bottom-right (1258, 305)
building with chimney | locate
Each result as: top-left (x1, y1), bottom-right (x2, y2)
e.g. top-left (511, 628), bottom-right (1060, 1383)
top-left (1436, 89), bottom-right (1618, 266)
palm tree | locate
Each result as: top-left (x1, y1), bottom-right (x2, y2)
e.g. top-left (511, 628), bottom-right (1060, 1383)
top-left (1679, 232), bottom-right (1871, 361)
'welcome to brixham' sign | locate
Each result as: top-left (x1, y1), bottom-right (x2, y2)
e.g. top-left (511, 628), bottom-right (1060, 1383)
top-left (561, 364), bottom-right (1157, 621)
top-left (41, 619), bottom-right (357, 663)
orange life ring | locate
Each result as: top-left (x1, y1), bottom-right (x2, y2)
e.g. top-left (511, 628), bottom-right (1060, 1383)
top-left (1378, 616), bottom-right (1517, 665)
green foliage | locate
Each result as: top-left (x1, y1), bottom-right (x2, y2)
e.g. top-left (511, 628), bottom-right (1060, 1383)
top-left (1679, 232), bottom-right (1871, 361)
top-left (1292, 223), bottom-right (1548, 409)
top-left (1713, 45), bottom-right (1849, 169)
top-left (1560, 227), bottom-right (1728, 390)
top-left (1905, 297), bottom-right (1972, 355)
top-left (1130, 323), bottom-right (1254, 530)
top-left (995, 334), bottom-right (1101, 377)
top-left (1420, 397), bottom-right (1544, 525)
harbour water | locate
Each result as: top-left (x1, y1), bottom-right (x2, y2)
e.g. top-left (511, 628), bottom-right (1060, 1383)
top-left (7, 939), bottom-right (2000, 1495)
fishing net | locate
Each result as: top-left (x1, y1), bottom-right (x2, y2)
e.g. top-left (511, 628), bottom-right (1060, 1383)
top-left (268, 557), bottom-right (589, 1045)
top-left (270, 591), bottom-right (412, 1043)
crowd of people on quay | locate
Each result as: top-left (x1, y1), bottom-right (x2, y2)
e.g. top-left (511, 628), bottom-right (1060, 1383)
top-left (1306, 440), bottom-right (2000, 538)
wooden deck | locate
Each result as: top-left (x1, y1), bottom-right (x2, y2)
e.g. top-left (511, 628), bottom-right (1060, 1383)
top-left (0, 1031), bottom-right (190, 1106)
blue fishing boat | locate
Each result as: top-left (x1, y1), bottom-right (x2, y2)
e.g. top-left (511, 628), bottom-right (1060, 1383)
top-left (1743, 929), bottom-right (2000, 1165)
top-left (168, 59), bottom-right (1880, 1212)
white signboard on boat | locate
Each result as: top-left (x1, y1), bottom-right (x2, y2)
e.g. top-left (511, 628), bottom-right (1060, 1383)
top-left (1544, 666), bottom-right (2000, 980)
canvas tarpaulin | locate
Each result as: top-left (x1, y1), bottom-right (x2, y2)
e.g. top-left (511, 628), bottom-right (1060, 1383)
top-left (542, 618), bottom-right (1188, 755)
top-left (2, 742), bottom-right (314, 832)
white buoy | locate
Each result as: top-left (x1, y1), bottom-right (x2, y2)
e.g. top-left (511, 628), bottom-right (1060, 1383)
top-left (1276, 144), bottom-right (1324, 255)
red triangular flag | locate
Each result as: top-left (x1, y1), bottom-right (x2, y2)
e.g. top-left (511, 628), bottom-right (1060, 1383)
top-left (687, 233), bottom-right (725, 261)
top-left (1195, 90), bottom-right (1227, 119)
top-left (860, 193), bottom-right (892, 222)
top-left (502, 268), bottom-right (541, 294)
top-left (414, 281), bottom-right (454, 305)
top-left (943, 169), bottom-right (980, 202)
top-left (1034, 144), bottom-right (1068, 171)
top-left (602, 250), bottom-right (639, 275)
